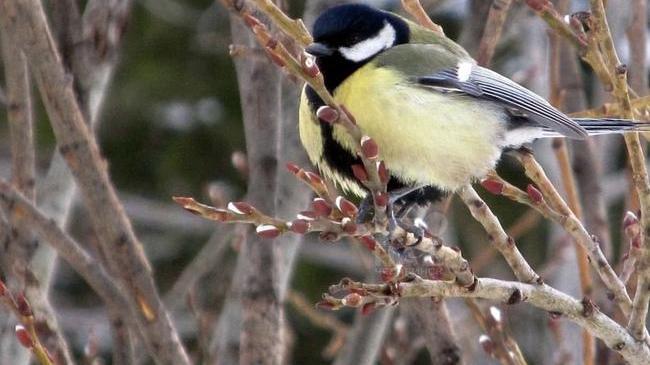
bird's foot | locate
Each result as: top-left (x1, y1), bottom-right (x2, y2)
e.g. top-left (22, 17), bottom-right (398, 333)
top-left (386, 200), bottom-right (425, 247)
top-left (355, 194), bottom-right (374, 224)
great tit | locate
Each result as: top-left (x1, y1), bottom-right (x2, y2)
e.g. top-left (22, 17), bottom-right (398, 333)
top-left (298, 3), bottom-right (643, 209)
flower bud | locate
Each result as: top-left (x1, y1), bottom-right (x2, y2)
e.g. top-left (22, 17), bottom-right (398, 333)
top-left (256, 224), bottom-right (280, 239)
top-left (480, 179), bottom-right (504, 195)
top-left (374, 191), bottom-right (388, 207)
top-left (15, 325), bottom-right (32, 349)
top-left (342, 293), bottom-right (363, 307)
top-left (316, 300), bottom-right (335, 310)
top-left (359, 235), bottom-right (377, 251)
top-left (302, 54), bottom-right (320, 77)
top-left (526, 184), bottom-right (544, 204)
top-left (312, 198), bottom-right (332, 217)
top-left (360, 136), bottom-right (379, 160)
top-left (361, 302), bottom-right (376, 315)
top-left (227, 202), bottom-right (255, 215)
top-left (316, 106), bottom-right (339, 124)
top-left (285, 162), bottom-right (301, 174)
top-left (16, 294), bottom-right (32, 317)
top-left (341, 217), bottom-right (357, 234)
top-left (479, 334), bottom-right (494, 355)
top-left (289, 219), bottom-right (310, 234)
top-left (336, 196), bottom-right (358, 217)
top-left (351, 164), bottom-right (369, 183)
top-left (296, 211), bottom-right (316, 221)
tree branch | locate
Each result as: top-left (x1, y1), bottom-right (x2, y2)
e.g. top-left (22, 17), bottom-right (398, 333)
top-left (0, 1), bottom-right (189, 363)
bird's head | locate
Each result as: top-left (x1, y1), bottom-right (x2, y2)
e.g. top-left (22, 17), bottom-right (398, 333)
top-left (305, 4), bottom-right (409, 90)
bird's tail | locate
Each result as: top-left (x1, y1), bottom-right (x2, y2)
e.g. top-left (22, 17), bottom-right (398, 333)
top-left (573, 118), bottom-right (650, 136)
top-left (541, 118), bottom-right (650, 138)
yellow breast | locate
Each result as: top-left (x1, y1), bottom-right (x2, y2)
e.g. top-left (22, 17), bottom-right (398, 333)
top-left (331, 63), bottom-right (506, 191)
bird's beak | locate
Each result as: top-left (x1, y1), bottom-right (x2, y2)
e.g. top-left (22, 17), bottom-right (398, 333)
top-left (305, 42), bottom-right (334, 57)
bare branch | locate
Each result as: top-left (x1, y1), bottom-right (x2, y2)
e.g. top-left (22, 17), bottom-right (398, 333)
top-left (458, 186), bottom-right (540, 284)
top-left (401, 0), bottom-right (445, 35)
top-left (0, 1), bottom-right (190, 363)
top-left (328, 276), bottom-right (650, 365)
top-left (476, 0), bottom-right (512, 66)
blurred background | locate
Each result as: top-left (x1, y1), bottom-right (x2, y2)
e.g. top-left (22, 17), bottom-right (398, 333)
top-left (0, 0), bottom-right (646, 364)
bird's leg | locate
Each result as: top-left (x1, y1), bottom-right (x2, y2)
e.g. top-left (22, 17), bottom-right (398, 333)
top-left (356, 186), bottom-right (426, 244)
top-left (355, 194), bottom-right (374, 224)
top-left (386, 186), bottom-right (426, 244)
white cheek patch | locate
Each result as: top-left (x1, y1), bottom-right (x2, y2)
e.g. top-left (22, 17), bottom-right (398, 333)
top-left (339, 22), bottom-right (396, 62)
top-left (457, 61), bottom-right (473, 82)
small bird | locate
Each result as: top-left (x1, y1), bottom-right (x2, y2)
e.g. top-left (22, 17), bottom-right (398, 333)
top-left (298, 4), bottom-right (644, 219)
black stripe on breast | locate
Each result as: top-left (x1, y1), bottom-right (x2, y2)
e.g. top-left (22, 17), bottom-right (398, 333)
top-left (305, 87), bottom-right (361, 185)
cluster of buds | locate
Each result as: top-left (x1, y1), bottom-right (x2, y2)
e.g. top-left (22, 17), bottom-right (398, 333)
top-left (480, 177), bottom-right (546, 207)
top-left (0, 280), bottom-right (54, 365)
top-left (238, 12), bottom-right (322, 84)
top-left (316, 277), bottom-right (399, 315)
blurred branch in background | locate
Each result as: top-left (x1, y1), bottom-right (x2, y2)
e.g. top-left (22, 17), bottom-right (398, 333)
top-left (0, 0), bottom-right (649, 364)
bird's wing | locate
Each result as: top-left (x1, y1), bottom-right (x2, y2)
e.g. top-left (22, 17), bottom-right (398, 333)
top-left (416, 64), bottom-right (588, 139)
top-left (373, 43), bottom-right (587, 139)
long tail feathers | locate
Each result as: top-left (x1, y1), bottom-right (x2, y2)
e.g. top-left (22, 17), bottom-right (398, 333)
top-left (543, 118), bottom-right (650, 137)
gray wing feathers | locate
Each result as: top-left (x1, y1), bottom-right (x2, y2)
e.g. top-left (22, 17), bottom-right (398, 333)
top-left (418, 65), bottom-right (589, 139)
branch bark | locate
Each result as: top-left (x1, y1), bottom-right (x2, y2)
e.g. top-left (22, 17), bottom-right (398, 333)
top-left (0, 1), bottom-right (189, 363)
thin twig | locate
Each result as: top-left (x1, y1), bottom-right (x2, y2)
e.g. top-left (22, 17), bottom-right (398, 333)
top-left (483, 170), bottom-right (633, 316)
top-left (458, 186), bottom-right (540, 284)
top-left (1, 26), bottom-right (74, 365)
top-left (476, 0), bottom-right (512, 66)
top-left (587, 0), bottom-right (650, 342)
top-left (400, 0), bottom-right (444, 35)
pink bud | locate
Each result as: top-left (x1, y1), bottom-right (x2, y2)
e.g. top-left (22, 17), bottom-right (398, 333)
top-left (242, 14), bottom-right (262, 28)
top-left (15, 325), bottom-right (32, 349)
top-left (623, 211), bottom-right (639, 229)
top-left (361, 302), bottom-right (376, 315)
top-left (341, 217), bottom-right (357, 234)
top-left (16, 294), bottom-right (32, 317)
top-left (374, 192), bottom-right (388, 207)
top-left (316, 301), bottom-right (335, 311)
top-left (316, 106), bottom-right (339, 124)
top-left (285, 162), bottom-right (301, 174)
top-left (479, 335), bottom-right (495, 355)
top-left (336, 196), bottom-right (358, 217)
top-left (302, 54), bottom-right (320, 77)
top-left (228, 202), bottom-right (255, 215)
top-left (526, 184), bottom-right (544, 204)
top-left (377, 161), bottom-right (389, 184)
top-left (351, 164), bottom-right (369, 183)
top-left (525, 0), bottom-right (549, 12)
top-left (312, 198), bottom-right (332, 217)
top-left (290, 219), bottom-right (310, 234)
top-left (360, 136), bottom-right (379, 160)
top-left (305, 171), bottom-right (325, 187)
top-left (481, 179), bottom-right (504, 195)
top-left (359, 235), bottom-right (377, 251)
top-left (342, 293), bottom-right (363, 307)
top-left (380, 266), bottom-right (401, 282)
top-left (297, 211), bottom-right (317, 221)
top-left (0, 280), bottom-right (6, 296)
top-left (256, 224), bottom-right (281, 239)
